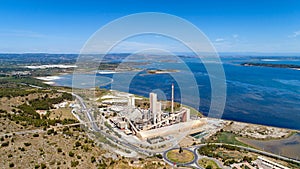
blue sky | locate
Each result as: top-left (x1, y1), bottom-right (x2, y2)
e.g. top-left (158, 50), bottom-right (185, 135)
top-left (0, 0), bottom-right (300, 53)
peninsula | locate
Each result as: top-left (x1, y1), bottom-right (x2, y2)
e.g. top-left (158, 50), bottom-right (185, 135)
top-left (241, 62), bottom-right (300, 69)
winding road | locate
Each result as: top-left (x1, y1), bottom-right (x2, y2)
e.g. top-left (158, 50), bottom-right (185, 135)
top-left (71, 92), bottom-right (154, 156)
top-left (72, 91), bottom-right (300, 168)
top-left (163, 143), bottom-right (300, 168)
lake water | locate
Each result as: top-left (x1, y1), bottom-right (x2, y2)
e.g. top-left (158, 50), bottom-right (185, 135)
top-left (239, 133), bottom-right (300, 159)
top-left (53, 56), bottom-right (300, 130)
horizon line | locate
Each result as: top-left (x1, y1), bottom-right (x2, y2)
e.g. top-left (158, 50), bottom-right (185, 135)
top-left (1, 52), bottom-right (300, 56)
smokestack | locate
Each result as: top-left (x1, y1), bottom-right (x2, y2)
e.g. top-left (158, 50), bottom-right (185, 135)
top-left (150, 93), bottom-right (157, 125)
top-left (171, 83), bottom-right (174, 113)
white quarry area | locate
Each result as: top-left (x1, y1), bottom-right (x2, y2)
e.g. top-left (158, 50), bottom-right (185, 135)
top-left (53, 101), bottom-right (68, 109)
top-left (100, 91), bottom-right (134, 104)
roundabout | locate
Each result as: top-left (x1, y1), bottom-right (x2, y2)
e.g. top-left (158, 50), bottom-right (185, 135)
top-left (164, 148), bottom-right (197, 166)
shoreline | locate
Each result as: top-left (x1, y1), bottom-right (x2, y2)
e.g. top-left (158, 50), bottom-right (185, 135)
top-left (241, 62), bottom-right (300, 69)
top-left (237, 133), bottom-right (300, 160)
top-left (36, 75), bottom-right (62, 81)
top-left (24, 64), bottom-right (77, 69)
top-left (34, 74), bottom-right (300, 133)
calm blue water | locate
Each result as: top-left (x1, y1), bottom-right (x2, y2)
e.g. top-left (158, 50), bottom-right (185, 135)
top-left (54, 57), bottom-right (300, 130)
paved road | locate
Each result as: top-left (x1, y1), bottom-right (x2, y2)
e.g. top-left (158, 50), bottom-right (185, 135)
top-left (72, 92), bottom-right (300, 167)
top-left (13, 86), bottom-right (150, 156)
top-left (163, 143), bottom-right (300, 168)
top-left (71, 92), bottom-right (153, 156)
top-left (195, 148), bottom-right (228, 169)
top-left (207, 143), bottom-right (300, 165)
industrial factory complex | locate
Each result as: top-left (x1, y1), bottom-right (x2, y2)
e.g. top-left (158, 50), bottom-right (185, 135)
top-left (101, 84), bottom-right (204, 141)
top-left (71, 81), bottom-right (297, 169)
top-left (71, 82), bottom-right (298, 169)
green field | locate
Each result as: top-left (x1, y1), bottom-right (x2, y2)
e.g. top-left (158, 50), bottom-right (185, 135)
top-left (198, 158), bottom-right (221, 169)
top-left (214, 132), bottom-right (250, 147)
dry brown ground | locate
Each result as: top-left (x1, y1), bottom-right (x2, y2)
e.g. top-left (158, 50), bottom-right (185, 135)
top-left (0, 117), bottom-right (32, 134)
top-left (49, 107), bottom-right (77, 120)
top-left (0, 91), bottom-right (171, 169)
top-left (223, 121), bottom-right (291, 139)
top-left (0, 127), bottom-right (105, 168)
top-left (0, 92), bottom-right (61, 113)
top-left (179, 136), bottom-right (195, 147)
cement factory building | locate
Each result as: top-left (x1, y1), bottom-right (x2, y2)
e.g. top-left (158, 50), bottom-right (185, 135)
top-left (110, 84), bottom-right (194, 139)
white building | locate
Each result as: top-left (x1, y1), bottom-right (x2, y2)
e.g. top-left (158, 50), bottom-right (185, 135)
top-left (150, 93), bottom-right (158, 125)
top-left (128, 95), bottom-right (135, 107)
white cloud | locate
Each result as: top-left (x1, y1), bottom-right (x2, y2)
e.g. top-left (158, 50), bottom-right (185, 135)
top-left (215, 38), bottom-right (225, 42)
top-left (289, 30), bottom-right (300, 38)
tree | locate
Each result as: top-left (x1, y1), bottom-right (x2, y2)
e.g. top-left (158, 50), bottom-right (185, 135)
top-left (1, 142), bottom-right (9, 147)
top-left (243, 156), bottom-right (253, 163)
top-left (41, 163), bottom-right (46, 169)
top-left (155, 154), bottom-right (163, 159)
top-left (179, 147), bottom-right (183, 153)
top-left (33, 133), bottom-right (39, 137)
top-left (57, 147), bottom-right (62, 153)
top-left (9, 163), bottom-right (14, 168)
top-left (91, 156), bottom-right (96, 163)
top-left (24, 142), bottom-right (31, 146)
top-left (75, 141), bottom-right (81, 147)
top-left (69, 151), bottom-right (74, 157)
top-left (206, 165), bottom-right (212, 169)
top-left (70, 160), bottom-right (79, 167)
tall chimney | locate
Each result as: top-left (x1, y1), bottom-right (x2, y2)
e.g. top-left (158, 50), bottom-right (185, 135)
top-left (171, 83), bottom-right (174, 113)
top-left (150, 93), bottom-right (157, 125)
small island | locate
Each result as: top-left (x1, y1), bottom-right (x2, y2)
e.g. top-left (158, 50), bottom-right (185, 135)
top-left (241, 62), bottom-right (300, 70)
